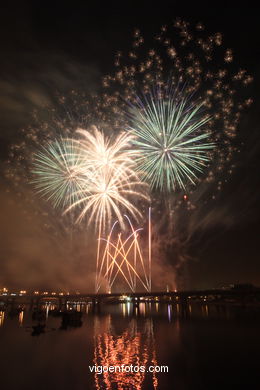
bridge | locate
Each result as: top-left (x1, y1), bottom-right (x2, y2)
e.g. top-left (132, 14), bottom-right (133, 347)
top-left (1, 287), bottom-right (260, 309)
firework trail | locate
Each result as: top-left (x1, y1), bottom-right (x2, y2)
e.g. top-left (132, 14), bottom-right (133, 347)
top-left (97, 212), bottom-right (151, 292)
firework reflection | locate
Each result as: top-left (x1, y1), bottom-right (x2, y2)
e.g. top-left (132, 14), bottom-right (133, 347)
top-left (93, 315), bottom-right (158, 389)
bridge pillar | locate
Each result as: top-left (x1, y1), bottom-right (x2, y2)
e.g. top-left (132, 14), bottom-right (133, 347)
top-left (10, 296), bottom-right (16, 309)
top-left (29, 297), bottom-right (35, 311)
top-left (58, 297), bottom-right (65, 311)
top-left (35, 297), bottom-right (40, 310)
top-left (180, 296), bottom-right (188, 317)
top-left (92, 298), bottom-right (101, 313)
top-left (133, 297), bottom-right (140, 315)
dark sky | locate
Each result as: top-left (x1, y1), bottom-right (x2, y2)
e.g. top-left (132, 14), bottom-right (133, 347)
top-left (0, 2), bottom-right (260, 291)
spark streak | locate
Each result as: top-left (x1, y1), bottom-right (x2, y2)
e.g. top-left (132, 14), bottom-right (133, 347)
top-left (96, 212), bottom-right (152, 293)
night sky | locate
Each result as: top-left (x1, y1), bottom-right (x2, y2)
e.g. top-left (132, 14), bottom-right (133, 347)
top-left (0, 3), bottom-right (259, 291)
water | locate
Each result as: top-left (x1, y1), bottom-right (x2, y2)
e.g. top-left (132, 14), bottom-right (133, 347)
top-left (0, 302), bottom-right (260, 389)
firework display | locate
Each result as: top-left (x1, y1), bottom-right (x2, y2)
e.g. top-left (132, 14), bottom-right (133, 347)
top-left (5, 19), bottom-right (252, 292)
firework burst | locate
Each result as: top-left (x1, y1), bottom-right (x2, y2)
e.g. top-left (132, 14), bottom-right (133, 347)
top-left (32, 138), bottom-right (86, 209)
top-left (32, 127), bottom-right (149, 232)
top-left (128, 87), bottom-right (214, 191)
top-left (65, 127), bottom-right (149, 231)
top-left (76, 126), bottom-right (137, 180)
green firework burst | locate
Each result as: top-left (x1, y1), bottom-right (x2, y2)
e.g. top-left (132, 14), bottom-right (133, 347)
top-left (32, 138), bottom-right (87, 208)
top-left (128, 89), bottom-right (215, 191)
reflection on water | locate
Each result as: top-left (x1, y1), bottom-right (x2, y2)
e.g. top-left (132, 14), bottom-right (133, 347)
top-left (93, 315), bottom-right (158, 389)
top-left (167, 304), bottom-right (172, 322)
top-left (201, 304), bottom-right (209, 317)
top-left (18, 310), bottom-right (24, 327)
top-left (0, 311), bottom-right (4, 327)
top-left (0, 302), bottom-right (260, 389)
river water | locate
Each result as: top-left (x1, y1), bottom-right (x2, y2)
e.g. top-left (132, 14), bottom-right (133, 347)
top-left (0, 302), bottom-right (259, 389)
